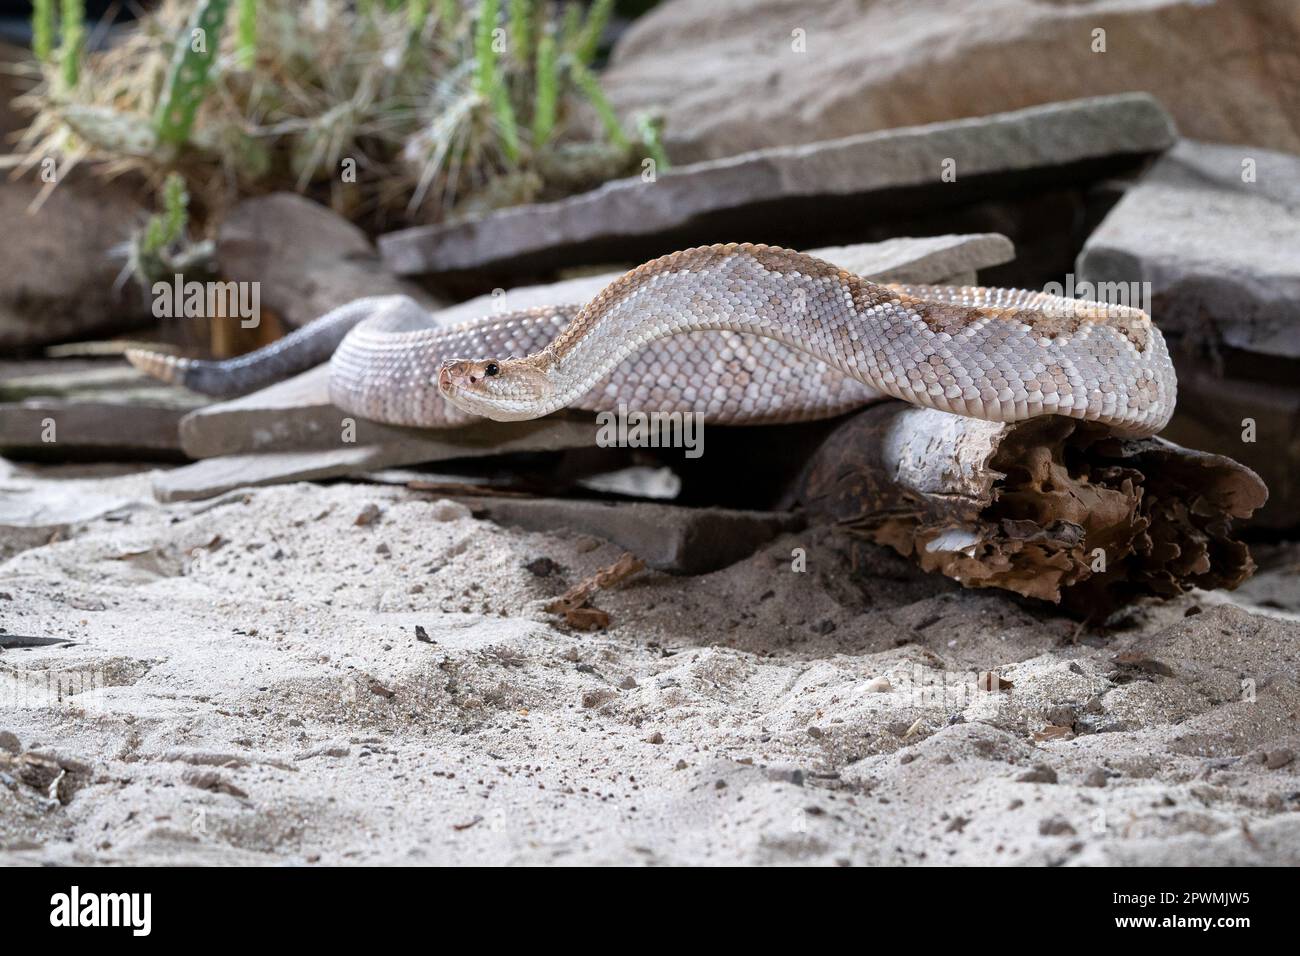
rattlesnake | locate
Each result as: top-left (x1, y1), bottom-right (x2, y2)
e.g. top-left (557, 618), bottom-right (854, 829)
top-left (129, 243), bottom-right (1176, 437)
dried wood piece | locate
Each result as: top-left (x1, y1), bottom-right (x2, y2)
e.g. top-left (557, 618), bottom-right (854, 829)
top-left (791, 404), bottom-right (1267, 613)
top-left (545, 552), bottom-right (645, 630)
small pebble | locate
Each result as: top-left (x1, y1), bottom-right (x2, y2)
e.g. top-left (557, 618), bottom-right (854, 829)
top-left (1038, 816), bottom-right (1076, 836)
top-left (864, 676), bottom-right (891, 693)
top-left (1263, 748), bottom-right (1295, 770)
top-left (1017, 764), bottom-right (1058, 784)
top-left (523, 557), bottom-right (564, 578)
top-left (354, 503), bottom-right (382, 527)
top-left (429, 499), bottom-right (470, 522)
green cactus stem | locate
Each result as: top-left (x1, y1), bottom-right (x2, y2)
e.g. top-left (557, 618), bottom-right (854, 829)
top-left (58, 0), bottom-right (85, 89)
top-left (32, 0), bottom-right (56, 64)
top-left (154, 0), bottom-right (230, 150)
top-left (569, 58), bottom-right (626, 150)
top-left (475, 0), bottom-right (519, 162)
top-left (236, 0), bottom-right (257, 68)
top-left (531, 27), bottom-right (557, 148)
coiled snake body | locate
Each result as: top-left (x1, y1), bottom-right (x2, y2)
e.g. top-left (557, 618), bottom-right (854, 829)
top-left (129, 243), bottom-right (1176, 437)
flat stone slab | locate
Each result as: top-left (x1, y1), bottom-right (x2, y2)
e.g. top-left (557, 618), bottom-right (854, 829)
top-left (0, 366), bottom-right (207, 460)
top-left (1076, 139), bottom-right (1300, 529)
top-left (154, 419), bottom-right (598, 502)
top-left (378, 95), bottom-right (1172, 277)
top-left (455, 496), bottom-right (804, 574)
top-left (179, 233), bottom-right (1012, 460)
top-left (1077, 139), bottom-right (1300, 359)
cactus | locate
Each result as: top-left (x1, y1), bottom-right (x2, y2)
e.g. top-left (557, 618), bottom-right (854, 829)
top-left (508, 0), bottom-right (532, 65)
top-left (569, 59), bottom-right (626, 150)
top-left (58, 0), bottom-right (85, 89)
top-left (636, 112), bottom-right (669, 171)
top-left (60, 105), bottom-right (160, 156)
top-left (236, 0), bottom-right (257, 68)
top-left (475, 0), bottom-right (519, 162)
top-left (531, 27), bottom-right (557, 148)
top-left (559, 3), bottom-right (582, 53)
top-left (143, 172), bottom-right (190, 254)
top-left (154, 0), bottom-right (231, 150)
top-left (408, 0), bottom-right (430, 35)
top-left (32, 0), bottom-right (56, 64)
top-left (438, 0), bottom-right (460, 33)
top-left (128, 171), bottom-right (215, 288)
top-left (473, 0), bottom-right (499, 97)
top-left (574, 0), bottom-right (612, 66)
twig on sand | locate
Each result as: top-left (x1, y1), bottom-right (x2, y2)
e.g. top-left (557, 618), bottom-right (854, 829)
top-left (545, 552), bottom-right (645, 631)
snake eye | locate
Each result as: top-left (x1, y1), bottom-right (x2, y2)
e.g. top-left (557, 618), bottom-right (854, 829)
top-left (485, 362), bottom-right (500, 377)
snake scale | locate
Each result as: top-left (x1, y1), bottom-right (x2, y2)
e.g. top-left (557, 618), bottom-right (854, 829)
top-left (129, 243), bottom-right (1176, 437)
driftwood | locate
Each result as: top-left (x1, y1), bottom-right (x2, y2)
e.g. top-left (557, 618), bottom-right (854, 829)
top-left (789, 404), bottom-right (1267, 613)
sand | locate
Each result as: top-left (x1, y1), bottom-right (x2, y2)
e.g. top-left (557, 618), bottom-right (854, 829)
top-left (1, 458), bottom-right (1297, 865)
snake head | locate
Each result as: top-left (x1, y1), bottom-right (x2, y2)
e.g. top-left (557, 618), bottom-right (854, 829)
top-left (437, 356), bottom-right (553, 422)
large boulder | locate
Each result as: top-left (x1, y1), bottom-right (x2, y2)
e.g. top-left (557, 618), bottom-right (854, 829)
top-left (0, 173), bottom-right (151, 351)
top-left (217, 193), bottom-right (443, 330)
top-left (604, 0), bottom-right (1300, 164)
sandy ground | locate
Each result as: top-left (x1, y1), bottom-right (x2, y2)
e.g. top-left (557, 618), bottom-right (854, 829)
top-left (1, 459), bottom-right (1297, 866)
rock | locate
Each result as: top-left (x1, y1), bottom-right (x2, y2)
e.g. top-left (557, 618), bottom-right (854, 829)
top-left (604, 0), bottom-right (1300, 163)
top-left (153, 416), bottom-right (595, 502)
top-left (1038, 816), bottom-right (1077, 836)
top-left (523, 557), bottom-right (565, 578)
top-left (1079, 140), bottom-right (1300, 359)
top-left (1077, 140), bottom-right (1300, 527)
top-left (354, 503), bottom-right (383, 527)
top-left (1083, 767), bottom-right (1109, 788)
top-left (0, 173), bottom-right (151, 350)
top-left (1017, 764), bottom-right (1058, 784)
top-left (180, 767), bottom-right (248, 799)
top-left (429, 499), bottom-right (471, 522)
top-left (0, 365), bottom-right (206, 460)
top-left (0, 731), bottom-right (20, 755)
top-left (1263, 749), bottom-right (1295, 770)
top-left (864, 677), bottom-right (892, 693)
top-left (377, 96), bottom-right (1163, 278)
top-left (581, 689), bottom-right (614, 709)
top-left (218, 193), bottom-right (442, 330)
top-left (765, 766), bottom-right (804, 786)
top-left (458, 496), bottom-right (803, 574)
